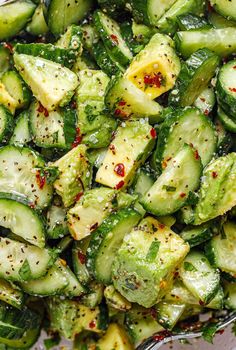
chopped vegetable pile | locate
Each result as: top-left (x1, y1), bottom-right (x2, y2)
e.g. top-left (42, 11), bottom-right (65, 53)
top-left (0, 0), bottom-right (236, 349)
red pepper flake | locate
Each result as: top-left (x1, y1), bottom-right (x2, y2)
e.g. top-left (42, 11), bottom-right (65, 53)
top-left (229, 87), bottom-right (236, 93)
top-left (204, 109), bottom-right (209, 116)
top-left (72, 128), bottom-right (83, 148)
top-left (110, 34), bottom-right (118, 45)
top-left (75, 192), bottom-right (83, 202)
top-left (200, 97), bottom-right (206, 102)
top-left (71, 100), bottom-right (77, 109)
top-left (158, 223), bottom-right (165, 229)
top-left (153, 331), bottom-right (171, 342)
top-left (150, 308), bottom-right (157, 319)
top-left (180, 192), bottom-right (186, 198)
top-left (217, 329), bottom-right (224, 335)
top-left (37, 102), bottom-right (49, 117)
top-left (114, 109), bottom-right (128, 118)
top-left (199, 300), bottom-right (205, 306)
top-left (78, 251), bottom-right (86, 265)
top-left (174, 271), bottom-right (179, 278)
top-left (3, 42), bottom-right (13, 53)
top-left (233, 66), bottom-right (236, 70)
top-left (89, 320), bottom-right (96, 329)
top-left (166, 157), bottom-right (172, 162)
top-left (212, 171), bottom-right (218, 178)
top-left (150, 128), bottom-right (157, 138)
top-left (118, 100), bottom-right (126, 106)
top-left (208, 2), bottom-right (213, 12)
top-left (90, 222), bottom-right (98, 231)
top-left (144, 72), bottom-right (163, 88)
top-left (114, 163), bottom-right (125, 177)
top-left (30, 203), bottom-right (36, 209)
top-left (115, 180), bottom-right (125, 190)
top-left (194, 150), bottom-right (200, 160)
top-left (162, 160), bottom-right (167, 169)
top-left (36, 170), bottom-right (46, 190)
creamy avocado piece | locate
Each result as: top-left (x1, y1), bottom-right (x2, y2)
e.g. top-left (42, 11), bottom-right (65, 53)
top-left (0, 82), bottom-right (17, 114)
top-left (95, 119), bottom-right (155, 189)
top-left (68, 187), bottom-right (116, 240)
top-left (194, 153), bottom-right (236, 225)
top-left (112, 216), bottom-right (189, 308)
top-left (124, 33), bottom-right (181, 99)
top-left (97, 323), bottom-right (134, 350)
top-left (14, 53), bottom-right (78, 111)
top-left (53, 144), bottom-right (91, 207)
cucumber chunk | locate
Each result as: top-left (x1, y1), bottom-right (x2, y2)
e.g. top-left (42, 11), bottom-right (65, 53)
top-left (0, 237), bottom-right (56, 282)
top-left (29, 100), bottom-right (77, 149)
top-left (104, 285), bottom-right (131, 311)
top-left (94, 10), bottom-right (133, 66)
top-left (96, 120), bottom-right (155, 190)
top-left (112, 217), bottom-right (189, 308)
top-left (0, 193), bottom-right (45, 247)
top-left (0, 145), bottom-right (53, 209)
top-left (169, 49), bottom-right (220, 107)
top-left (194, 86), bottom-right (216, 115)
top-left (206, 221), bottom-right (236, 275)
top-left (105, 75), bottom-right (163, 122)
top-left (218, 107), bottom-right (236, 133)
top-left (208, 11), bottom-right (236, 28)
top-left (175, 27), bottom-right (236, 58)
top-left (177, 13), bottom-right (211, 30)
top-left (179, 250), bottom-right (220, 305)
top-left (0, 105), bottom-right (13, 144)
top-left (210, 0), bottom-right (236, 21)
top-left (0, 45), bottom-right (11, 78)
top-left (0, 0), bottom-right (36, 40)
top-left (125, 33), bottom-right (181, 100)
top-left (216, 60), bottom-right (236, 119)
top-left (72, 239), bottom-right (91, 285)
top-left (14, 53), bottom-right (78, 111)
top-left (224, 281), bottom-right (236, 309)
top-left (180, 223), bottom-right (213, 247)
top-left (87, 208), bottom-right (141, 284)
top-left (194, 153), bottom-right (236, 224)
top-left (48, 0), bottom-right (94, 36)
top-left (47, 204), bottom-right (68, 239)
top-left (142, 145), bottom-right (202, 216)
top-left (0, 279), bottom-right (24, 309)
top-left (26, 3), bottom-right (49, 36)
top-left (155, 301), bottom-right (186, 330)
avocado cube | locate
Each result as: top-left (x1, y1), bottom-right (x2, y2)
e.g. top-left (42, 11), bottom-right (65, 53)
top-left (112, 217), bottom-right (189, 308)
top-left (124, 33), bottom-right (180, 99)
top-left (67, 187), bottom-right (116, 240)
top-left (14, 53), bottom-right (78, 111)
top-left (96, 120), bottom-right (155, 189)
top-left (97, 324), bottom-right (134, 350)
top-left (53, 144), bottom-right (91, 207)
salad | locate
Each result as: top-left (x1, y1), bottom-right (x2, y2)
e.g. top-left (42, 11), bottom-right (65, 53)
top-left (0, 0), bottom-right (236, 349)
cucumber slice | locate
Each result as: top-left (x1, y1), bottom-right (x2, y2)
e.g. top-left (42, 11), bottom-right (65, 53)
top-left (14, 53), bottom-right (78, 111)
top-left (56, 25), bottom-right (83, 53)
top-left (177, 13), bottom-right (211, 30)
top-left (224, 281), bottom-right (236, 309)
top-left (15, 43), bottom-right (76, 69)
top-left (105, 75), bottom-right (163, 122)
top-left (0, 45), bottom-right (11, 78)
top-left (0, 145), bottom-right (53, 209)
top-left (218, 106), bottom-right (236, 133)
top-left (0, 193), bottom-right (45, 248)
top-left (216, 60), bottom-right (236, 119)
top-left (0, 0), bottom-right (36, 40)
top-left (142, 145), bottom-right (202, 216)
top-left (0, 279), bottom-right (24, 309)
top-left (180, 223), bottom-right (213, 247)
top-left (0, 237), bottom-right (56, 282)
top-left (215, 118), bottom-right (233, 156)
top-left (175, 27), bottom-right (236, 58)
top-left (157, 0), bottom-right (205, 34)
top-left (9, 111), bottom-right (31, 146)
top-left (0, 326), bottom-right (40, 348)
top-left (169, 49), bottom-right (220, 107)
top-left (29, 100), bottom-right (77, 149)
top-left (47, 204), bottom-right (68, 239)
top-left (92, 41), bottom-right (125, 76)
top-left (210, 0), bottom-right (236, 21)
top-left (153, 107), bottom-right (217, 170)
top-left (194, 86), bottom-right (216, 115)
top-left (0, 105), bottom-right (13, 145)
top-left (1, 70), bottom-right (31, 110)
top-left (179, 250), bottom-right (220, 305)
top-left (206, 221), bottom-right (236, 275)
top-left (133, 168), bottom-right (155, 197)
top-left (20, 263), bottom-right (68, 296)
top-left (94, 10), bottom-right (133, 66)
top-left (47, 0), bottom-right (93, 36)
top-left (194, 153), bottom-right (236, 225)
top-left (26, 3), bottom-right (49, 36)
top-left (155, 302), bottom-right (186, 330)
top-left (86, 208), bottom-right (141, 284)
